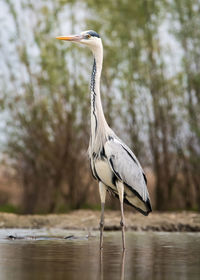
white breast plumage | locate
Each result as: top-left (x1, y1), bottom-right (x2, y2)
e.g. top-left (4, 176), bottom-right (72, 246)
top-left (94, 159), bottom-right (115, 189)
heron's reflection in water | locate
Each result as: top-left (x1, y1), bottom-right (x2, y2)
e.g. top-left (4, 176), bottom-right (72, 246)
top-left (100, 250), bottom-right (103, 280)
top-left (120, 251), bottom-right (125, 280)
top-left (100, 250), bottom-right (125, 280)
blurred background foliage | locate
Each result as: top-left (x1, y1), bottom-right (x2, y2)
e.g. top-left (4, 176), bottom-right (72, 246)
top-left (0, 0), bottom-right (199, 213)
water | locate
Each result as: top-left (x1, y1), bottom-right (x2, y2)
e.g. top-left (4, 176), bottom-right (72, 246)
top-left (0, 229), bottom-right (199, 280)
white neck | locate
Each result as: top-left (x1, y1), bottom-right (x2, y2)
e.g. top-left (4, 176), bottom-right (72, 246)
top-left (90, 42), bottom-right (109, 148)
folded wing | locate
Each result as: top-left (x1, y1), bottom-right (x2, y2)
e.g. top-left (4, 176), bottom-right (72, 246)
top-left (104, 138), bottom-right (152, 215)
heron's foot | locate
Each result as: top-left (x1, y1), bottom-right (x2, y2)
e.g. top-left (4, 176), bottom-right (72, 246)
top-left (122, 234), bottom-right (126, 250)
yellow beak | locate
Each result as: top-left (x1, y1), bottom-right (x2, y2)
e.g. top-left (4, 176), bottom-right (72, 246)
top-left (56, 35), bottom-right (82, 42)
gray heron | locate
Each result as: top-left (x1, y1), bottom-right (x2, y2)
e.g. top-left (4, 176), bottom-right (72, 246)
top-left (56, 30), bottom-right (152, 250)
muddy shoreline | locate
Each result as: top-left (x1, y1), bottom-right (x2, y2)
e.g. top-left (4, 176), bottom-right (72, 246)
top-left (0, 210), bottom-right (200, 232)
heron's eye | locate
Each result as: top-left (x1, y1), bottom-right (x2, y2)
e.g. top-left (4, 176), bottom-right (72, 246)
top-left (86, 34), bottom-right (91, 39)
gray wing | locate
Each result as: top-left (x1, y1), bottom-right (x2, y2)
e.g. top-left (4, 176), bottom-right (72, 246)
top-left (104, 138), bottom-right (150, 203)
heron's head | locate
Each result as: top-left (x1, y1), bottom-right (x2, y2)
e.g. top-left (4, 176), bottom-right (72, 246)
top-left (56, 30), bottom-right (101, 52)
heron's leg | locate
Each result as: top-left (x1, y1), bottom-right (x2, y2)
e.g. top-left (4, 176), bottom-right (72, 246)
top-left (116, 181), bottom-right (126, 250)
top-left (99, 181), bottom-right (107, 249)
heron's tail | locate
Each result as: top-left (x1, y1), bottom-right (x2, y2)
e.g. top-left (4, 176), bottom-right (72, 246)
top-left (124, 195), bottom-right (152, 216)
top-left (123, 183), bottom-right (152, 216)
top-left (110, 184), bottom-right (152, 216)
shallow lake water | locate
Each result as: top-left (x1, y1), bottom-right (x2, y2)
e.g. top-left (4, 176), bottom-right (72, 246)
top-left (0, 229), bottom-right (199, 280)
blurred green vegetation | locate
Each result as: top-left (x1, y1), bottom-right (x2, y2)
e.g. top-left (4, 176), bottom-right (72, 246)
top-left (0, 0), bottom-right (199, 213)
top-left (0, 204), bottom-right (20, 214)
